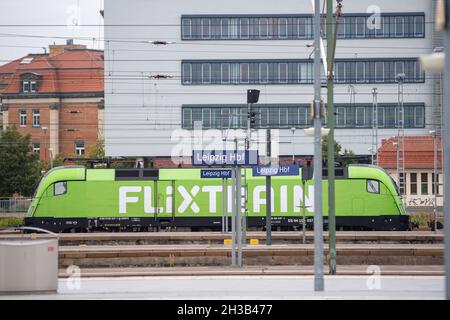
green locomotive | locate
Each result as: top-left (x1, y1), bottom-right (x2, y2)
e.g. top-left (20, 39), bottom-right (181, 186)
top-left (25, 164), bottom-right (408, 232)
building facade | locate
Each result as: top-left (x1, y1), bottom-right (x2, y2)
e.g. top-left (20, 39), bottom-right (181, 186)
top-left (378, 135), bottom-right (443, 212)
top-left (0, 41), bottom-right (104, 161)
top-left (104, 0), bottom-right (439, 163)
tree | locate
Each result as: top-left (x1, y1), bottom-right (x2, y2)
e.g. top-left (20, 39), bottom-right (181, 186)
top-left (322, 135), bottom-right (356, 166)
top-left (88, 139), bottom-right (105, 159)
top-left (0, 126), bottom-right (42, 197)
top-left (40, 153), bottom-right (65, 171)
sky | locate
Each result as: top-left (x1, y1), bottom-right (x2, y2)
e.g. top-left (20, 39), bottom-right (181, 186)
top-left (0, 0), bottom-right (104, 63)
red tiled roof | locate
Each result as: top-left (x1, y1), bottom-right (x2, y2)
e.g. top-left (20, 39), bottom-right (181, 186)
top-left (378, 136), bottom-right (442, 169)
top-left (0, 47), bottom-right (103, 94)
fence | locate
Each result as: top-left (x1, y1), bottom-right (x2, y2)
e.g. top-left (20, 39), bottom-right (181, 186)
top-left (0, 198), bottom-right (31, 215)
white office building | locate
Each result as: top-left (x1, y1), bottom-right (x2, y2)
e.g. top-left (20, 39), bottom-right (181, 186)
top-left (104, 0), bottom-right (441, 163)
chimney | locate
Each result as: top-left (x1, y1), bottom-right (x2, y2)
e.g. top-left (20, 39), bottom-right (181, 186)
top-left (48, 40), bottom-right (87, 57)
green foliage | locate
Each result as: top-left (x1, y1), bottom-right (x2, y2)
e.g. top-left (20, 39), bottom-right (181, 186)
top-left (40, 154), bottom-right (65, 171)
top-left (322, 136), bottom-right (356, 166)
top-left (410, 213), bottom-right (431, 228)
top-left (0, 127), bottom-right (42, 197)
top-left (0, 217), bottom-right (24, 228)
top-left (110, 161), bottom-right (135, 169)
top-left (88, 139), bottom-right (105, 159)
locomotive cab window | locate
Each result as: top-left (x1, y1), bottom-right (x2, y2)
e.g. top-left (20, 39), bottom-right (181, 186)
top-left (366, 180), bottom-right (380, 194)
top-left (54, 181), bottom-right (67, 196)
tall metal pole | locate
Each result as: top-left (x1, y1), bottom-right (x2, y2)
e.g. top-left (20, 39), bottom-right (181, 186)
top-left (236, 167), bottom-right (243, 267)
top-left (372, 88), bottom-right (378, 165)
top-left (302, 179), bottom-right (307, 244)
top-left (313, 0), bottom-right (324, 291)
top-left (443, 25), bottom-right (450, 299)
top-left (231, 166), bottom-right (237, 266)
top-left (222, 178), bottom-right (226, 233)
top-left (266, 129), bottom-right (272, 246)
top-left (326, 0), bottom-right (336, 276)
top-left (433, 132), bottom-right (438, 232)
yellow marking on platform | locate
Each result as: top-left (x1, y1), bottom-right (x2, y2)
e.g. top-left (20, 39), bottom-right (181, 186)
top-left (223, 239), bottom-right (232, 245)
top-left (250, 239), bottom-right (259, 245)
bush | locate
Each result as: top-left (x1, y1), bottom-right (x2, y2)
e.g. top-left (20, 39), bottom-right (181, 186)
top-left (0, 217), bottom-right (24, 228)
top-left (410, 213), bottom-right (430, 229)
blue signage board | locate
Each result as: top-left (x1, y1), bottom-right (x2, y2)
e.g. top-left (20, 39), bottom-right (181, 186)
top-left (201, 169), bottom-right (233, 179)
top-left (192, 150), bottom-right (259, 166)
top-left (252, 165), bottom-right (300, 177)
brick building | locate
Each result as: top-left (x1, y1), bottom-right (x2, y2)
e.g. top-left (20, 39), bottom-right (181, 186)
top-left (0, 41), bottom-right (104, 161)
top-left (378, 136), bottom-right (443, 211)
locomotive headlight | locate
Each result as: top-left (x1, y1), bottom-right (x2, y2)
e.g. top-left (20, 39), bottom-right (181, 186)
top-left (419, 52), bottom-right (445, 73)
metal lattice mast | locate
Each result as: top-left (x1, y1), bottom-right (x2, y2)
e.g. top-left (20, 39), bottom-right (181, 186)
top-left (371, 88), bottom-right (378, 165)
top-left (396, 74), bottom-right (406, 197)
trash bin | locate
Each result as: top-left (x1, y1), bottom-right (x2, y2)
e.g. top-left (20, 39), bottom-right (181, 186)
top-left (0, 227), bottom-right (58, 293)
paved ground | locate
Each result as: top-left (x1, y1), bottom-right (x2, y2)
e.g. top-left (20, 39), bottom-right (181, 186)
top-left (0, 275), bottom-right (444, 300)
top-left (58, 265), bottom-right (445, 277)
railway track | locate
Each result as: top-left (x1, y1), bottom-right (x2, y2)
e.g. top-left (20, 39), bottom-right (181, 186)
top-left (58, 243), bottom-right (444, 268)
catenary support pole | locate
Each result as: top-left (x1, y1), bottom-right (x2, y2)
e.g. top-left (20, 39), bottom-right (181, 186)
top-left (443, 23), bottom-right (450, 300)
top-left (222, 178), bottom-right (226, 233)
top-left (231, 166), bottom-right (237, 266)
top-left (237, 167), bottom-right (243, 267)
top-left (326, 0), bottom-right (336, 276)
top-left (313, 0), bottom-right (324, 291)
top-left (266, 129), bottom-right (272, 246)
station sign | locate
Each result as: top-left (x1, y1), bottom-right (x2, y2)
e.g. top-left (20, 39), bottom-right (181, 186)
top-left (192, 150), bottom-right (259, 167)
top-left (252, 165), bottom-right (300, 177)
top-left (200, 169), bottom-right (232, 179)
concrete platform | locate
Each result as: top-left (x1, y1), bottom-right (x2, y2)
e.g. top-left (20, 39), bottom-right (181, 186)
top-left (0, 275), bottom-right (444, 300)
top-left (58, 265), bottom-right (445, 278)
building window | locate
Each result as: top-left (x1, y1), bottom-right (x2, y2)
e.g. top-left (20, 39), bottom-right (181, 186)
top-left (432, 173), bottom-right (440, 195)
top-left (182, 19), bottom-right (192, 39)
top-left (181, 14), bottom-right (424, 40)
top-left (259, 18), bottom-right (269, 38)
top-left (22, 79), bottom-right (38, 93)
top-left (259, 63), bottom-right (269, 83)
top-left (414, 16), bottom-right (425, 37)
top-left (181, 103), bottom-right (425, 129)
top-left (240, 18), bottom-right (249, 38)
top-left (30, 81), bottom-right (37, 92)
top-left (421, 173), bottom-right (428, 195)
top-left (75, 141), bottom-right (85, 156)
top-left (182, 63), bottom-right (192, 84)
top-left (201, 18), bottom-right (210, 39)
top-left (278, 18), bottom-right (288, 39)
top-left (19, 110), bottom-right (27, 126)
top-left (32, 142), bottom-right (40, 155)
top-left (32, 109), bottom-right (40, 127)
top-left (22, 81), bottom-right (30, 93)
top-left (279, 63), bottom-right (288, 83)
top-left (395, 16), bottom-right (405, 37)
top-left (202, 63), bottom-right (211, 84)
top-left (375, 62), bottom-right (384, 82)
top-left (355, 17), bottom-right (365, 38)
top-left (240, 63), bottom-right (249, 83)
top-left (410, 173), bottom-right (417, 195)
top-left (182, 59), bottom-right (423, 86)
